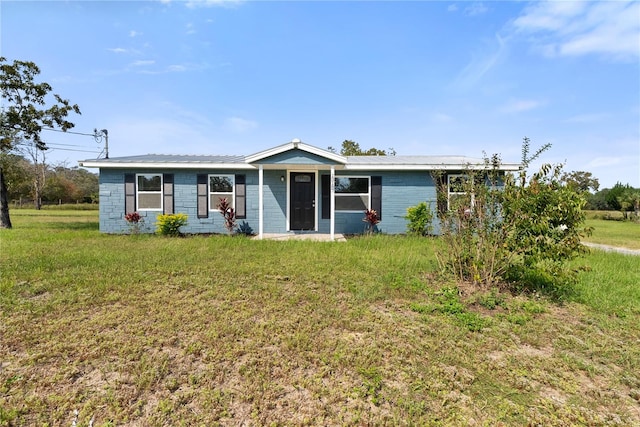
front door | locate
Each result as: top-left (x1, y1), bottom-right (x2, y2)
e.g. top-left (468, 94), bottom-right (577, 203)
top-left (290, 172), bottom-right (315, 230)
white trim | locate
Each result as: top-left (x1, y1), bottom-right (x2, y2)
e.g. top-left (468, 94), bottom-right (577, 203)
top-left (80, 159), bottom-right (520, 171)
top-left (285, 171), bottom-right (290, 231)
top-left (246, 141), bottom-right (347, 164)
top-left (448, 174), bottom-right (474, 211)
top-left (79, 161), bottom-right (253, 169)
top-left (330, 166), bottom-right (335, 241)
top-left (136, 173), bottom-right (163, 211)
top-left (344, 163), bottom-right (521, 171)
top-left (208, 174), bottom-right (235, 212)
top-left (334, 175), bottom-right (371, 213)
top-left (258, 165), bottom-right (264, 239)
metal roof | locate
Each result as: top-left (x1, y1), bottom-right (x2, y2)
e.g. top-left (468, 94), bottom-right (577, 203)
top-left (82, 154), bottom-right (246, 163)
top-left (79, 145), bottom-right (521, 171)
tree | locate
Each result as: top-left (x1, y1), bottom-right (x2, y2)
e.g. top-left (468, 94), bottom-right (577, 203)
top-left (0, 153), bottom-right (31, 202)
top-left (605, 182), bottom-right (631, 211)
top-left (328, 140), bottom-right (395, 156)
top-left (19, 139), bottom-right (48, 209)
top-left (617, 187), bottom-right (640, 220)
top-left (561, 171), bottom-right (599, 193)
top-left (585, 188), bottom-right (610, 210)
top-left (0, 57), bottom-right (81, 228)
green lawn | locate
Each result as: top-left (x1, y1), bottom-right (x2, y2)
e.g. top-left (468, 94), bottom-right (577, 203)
top-left (583, 217), bottom-right (640, 250)
top-left (1, 210), bottom-right (638, 426)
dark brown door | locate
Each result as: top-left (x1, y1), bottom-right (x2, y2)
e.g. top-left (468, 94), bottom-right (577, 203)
top-left (290, 172), bottom-right (315, 230)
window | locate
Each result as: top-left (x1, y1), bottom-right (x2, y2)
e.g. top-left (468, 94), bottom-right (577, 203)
top-left (209, 174), bottom-right (234, 211)
top-left (137, 174), bottom-right (163, 210)
top-left (334, 176), bottom-right (370, 211)
top-left (448, 174), bottom-right (473, 211)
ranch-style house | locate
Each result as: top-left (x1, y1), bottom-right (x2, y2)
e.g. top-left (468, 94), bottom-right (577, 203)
top-left (79, 139), bottom-right (520, 240)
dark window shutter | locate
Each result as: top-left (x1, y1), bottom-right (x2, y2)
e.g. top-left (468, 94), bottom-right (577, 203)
top-left (371, 176), bottom-right (382, 220)
top-left (436, 173), bottom-right (448, 214)
top-left (124, 173), bottom-right (136, 214)
top-left (197, 174), bottom-right (208, 218)
top-left (163, 174), bottom-right (174, 214)
top-left (235, 174), bottom-right (246, 219)
top-left (321, 174), bottom-right (331, 219)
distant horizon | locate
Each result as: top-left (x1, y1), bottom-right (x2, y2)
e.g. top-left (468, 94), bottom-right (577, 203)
top-left (2, 0), bottom-right (638, 189)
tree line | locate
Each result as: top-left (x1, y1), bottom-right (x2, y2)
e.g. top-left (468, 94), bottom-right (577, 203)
top-left (560, 170), bottom-right (640, 219)
top-left (584, 183), bottom-right (640, 218)
top-left (0, 153), bottom-right (98, 206)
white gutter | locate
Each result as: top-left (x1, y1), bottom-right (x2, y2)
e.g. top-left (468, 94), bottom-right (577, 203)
top-left (343, 163), bottom-right (522, 171)
top-left (79, 161), bottom-right (254, 170)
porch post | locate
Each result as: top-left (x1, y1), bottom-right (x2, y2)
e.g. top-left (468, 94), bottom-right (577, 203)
top-left (330, 165), bottom-right (335, 241)
top-left (258, 164), bottom-right (264, 239)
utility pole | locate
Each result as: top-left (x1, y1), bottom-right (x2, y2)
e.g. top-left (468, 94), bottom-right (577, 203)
top-left (94, 129), bottom-right (109, 159)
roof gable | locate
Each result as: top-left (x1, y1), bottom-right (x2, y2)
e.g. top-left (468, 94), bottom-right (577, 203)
top-left (246, 139), bottom-right (346, 164)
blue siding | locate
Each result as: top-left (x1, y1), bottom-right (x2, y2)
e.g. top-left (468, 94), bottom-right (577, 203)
top-left (318, 171), bottom-right (438, 235)
top-left (98, 168), bottom-right (441, 235)
top-left (99, 169), bottom-right (262, 234)
top-left (261, 170), bottom-right (287, 233)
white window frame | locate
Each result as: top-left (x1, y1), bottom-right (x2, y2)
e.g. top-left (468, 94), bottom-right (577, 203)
top-left (208, 174), bottom-right (235, 212)
top-left (448, 174), bottom-right (474, 211)
top-left (136, 173), bottom-right (163, 211)
top-left (334, 175), bottom-right (370, 212)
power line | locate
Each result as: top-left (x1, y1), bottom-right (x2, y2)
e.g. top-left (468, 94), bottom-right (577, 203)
top-left (42, 127), bottom-right (96, 137)
top-left (47, 142), bottom-right (97, 148)
top-left (48, 147), bottom-right (100, 154)
top-left (42, 126), bottom-right (109, 158)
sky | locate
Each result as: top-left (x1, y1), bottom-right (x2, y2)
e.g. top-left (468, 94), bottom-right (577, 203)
top-left (1, 0), bottom-right (639, 189)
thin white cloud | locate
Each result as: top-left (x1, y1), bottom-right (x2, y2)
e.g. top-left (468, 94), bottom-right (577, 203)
top-left (185, 0), bottom-right (243, 9)
top-left (186, 23), bottom-right (196, 35)
top-left (511, 0), bottom-right (640, 62)
top-left (132, 62), bottom-right (208, 75)
top-left (432, 113), bottom-right (454, 123)
top-left (465, 2), bottom-right (488, 17)
top-left (499, 99), bottom-right (544, 114)
top-left (225, 117), bottom-right (258, 133)
top-left (447, 4), bottom-right (458, 13)
top-left (129, 30), bottom-right (141, 38)
top-left (107, 47), bottom-right (142, 56)
top-left (564, 113), bottom-right (609, 123)
top-left (452, 33), bottom-right (507, 90)
top-left (586, 157), bottom-right (623, 168)
top-left (111, 117), bottom-right (215, 156)
top-left (130, 60), bottom-right (155, 67)
top-left (107, 47), bottom-right (128, 54)
top-left (167, 64), bottom-right (187, 72)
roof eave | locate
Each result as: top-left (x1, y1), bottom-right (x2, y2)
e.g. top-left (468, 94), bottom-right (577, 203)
top-left (79, 160), bottom-right (254, 169)
top-left (344, 163), bottom-right (522, 171)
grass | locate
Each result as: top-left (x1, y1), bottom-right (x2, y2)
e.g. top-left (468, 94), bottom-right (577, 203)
top-left (1, 210), bottom-right (639, 426)
top-left (582, 217), bottom-right (640, 250)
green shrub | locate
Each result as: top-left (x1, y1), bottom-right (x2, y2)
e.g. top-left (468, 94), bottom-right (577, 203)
top-left (155, 213), bottom-right (188, 237)
top-left (433, 138), bottom-right (592, 298)
top-left (404, 202), bottom-right (434, 236)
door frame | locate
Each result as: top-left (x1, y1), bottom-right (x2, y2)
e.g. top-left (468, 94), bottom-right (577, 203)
top-left (287, 170), bottom-right (318, 231)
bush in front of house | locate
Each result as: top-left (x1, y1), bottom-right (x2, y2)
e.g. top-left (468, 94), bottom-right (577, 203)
top-left (434, 138), bottom-right (592, 299)
top-left (362, 209), bottom-right (380, 234)
top-left (155, 213), bottom-right (188, 237)
top-left (404, 202), bottom-right (434, 236)
top-left (217, 198), bottom-right (236, 235)
top-left (124, 211), bottom-right (144, 234)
